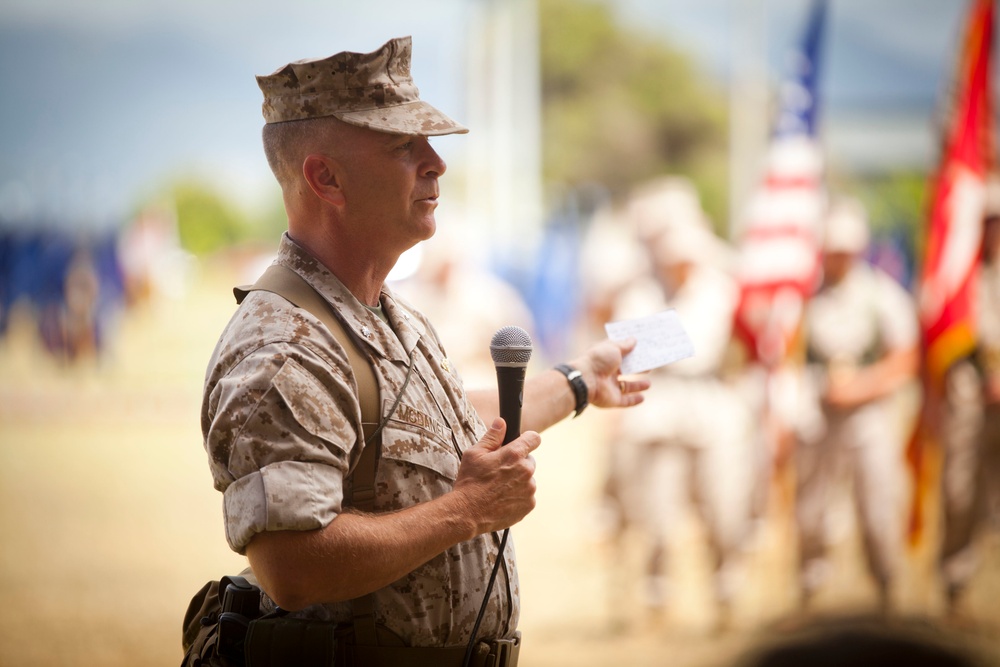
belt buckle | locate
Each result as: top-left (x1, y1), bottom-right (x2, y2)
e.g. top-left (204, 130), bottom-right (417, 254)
top-left (488, 634), bottom-right (520, 667)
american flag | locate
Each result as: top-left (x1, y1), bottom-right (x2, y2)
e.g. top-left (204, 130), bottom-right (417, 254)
top-left (733, 0), bottom-right (828, 369)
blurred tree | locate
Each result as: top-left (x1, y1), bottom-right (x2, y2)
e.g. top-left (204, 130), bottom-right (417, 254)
top-left (165, 181), bottom-right (285, 256)
top-left (539, 0), bottom-right (729, 225)
top-left (170, 181), bottom-right (245, 255)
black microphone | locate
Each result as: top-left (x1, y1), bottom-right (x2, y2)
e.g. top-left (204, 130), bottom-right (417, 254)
top-left (489, 325), bottom-right (533, 445)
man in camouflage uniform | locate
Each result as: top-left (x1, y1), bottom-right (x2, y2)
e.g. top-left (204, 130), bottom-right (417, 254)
top-left (200, 37), bottom-right (647, 663)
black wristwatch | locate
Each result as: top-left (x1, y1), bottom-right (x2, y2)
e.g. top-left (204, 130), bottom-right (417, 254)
top-left (554, 363), bottom-right (589, 418)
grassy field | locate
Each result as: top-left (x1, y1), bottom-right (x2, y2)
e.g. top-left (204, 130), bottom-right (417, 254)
top-left (1, 259), bottom-right (999, 666)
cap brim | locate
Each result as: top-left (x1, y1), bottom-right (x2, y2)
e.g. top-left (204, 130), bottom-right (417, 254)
top-left (335, 100), bottom-right (468, 136)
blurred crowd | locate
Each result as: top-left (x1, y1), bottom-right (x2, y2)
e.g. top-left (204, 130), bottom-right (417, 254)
top-left (0, 201), bottom-right (192, 365)
top-left (581, 175), bottom-right (1000, 632)
top-left (396, 174), bottom-right (1000, 639)
top-left (0, 227), bottom-right (123, 363)
top-left (5, 169), bottom-right (997, 644)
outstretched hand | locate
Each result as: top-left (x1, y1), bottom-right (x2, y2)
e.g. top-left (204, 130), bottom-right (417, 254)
top-left (570, 338), bottom-right (650, 409)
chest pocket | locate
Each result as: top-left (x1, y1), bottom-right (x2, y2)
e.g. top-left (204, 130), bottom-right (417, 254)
top-left (270, 357), bottom-right (356, 457)
top-left (379, 415), bottom-right (459, 482)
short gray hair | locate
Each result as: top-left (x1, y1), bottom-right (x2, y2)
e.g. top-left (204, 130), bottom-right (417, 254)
top-left (261, 117), bottom-right (337, 186)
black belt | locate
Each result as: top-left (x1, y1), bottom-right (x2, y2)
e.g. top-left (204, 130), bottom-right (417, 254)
top-left (343, 634), bottom-right (520, 667)
top-left (244, 616), bottom-right (520, 667)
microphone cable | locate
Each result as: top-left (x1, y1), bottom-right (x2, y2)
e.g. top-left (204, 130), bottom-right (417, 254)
top-left (462, 325), bottom-right (530, 666)
top-left (462, 527), bottom-right (509, 667)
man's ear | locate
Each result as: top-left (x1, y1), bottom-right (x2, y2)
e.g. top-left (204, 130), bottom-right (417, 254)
top-left (301, 154), bottom-right (345, 206)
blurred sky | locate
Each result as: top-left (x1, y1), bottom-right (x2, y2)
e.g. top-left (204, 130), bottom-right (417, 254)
top-left (0, 0), bottom-right (977, 232)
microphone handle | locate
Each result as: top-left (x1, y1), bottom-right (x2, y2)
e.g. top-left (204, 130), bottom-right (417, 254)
top-left (495, 365), bottom-right (526, 445)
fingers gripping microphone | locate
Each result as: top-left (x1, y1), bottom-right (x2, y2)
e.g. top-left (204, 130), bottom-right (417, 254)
top-left (465, 326), bottom-right (531, 667)
top-left (489, 325), bottom-right (533, 445)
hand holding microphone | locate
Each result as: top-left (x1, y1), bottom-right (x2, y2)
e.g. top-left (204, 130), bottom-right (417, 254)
top-left (459, 326), bottom-right (534, 664)
top-left (453, 326), bottom-right (539, 536)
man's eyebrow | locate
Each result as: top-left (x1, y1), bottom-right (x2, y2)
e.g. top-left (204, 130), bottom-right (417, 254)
top-left (382, 133), bottom-right (418, 146)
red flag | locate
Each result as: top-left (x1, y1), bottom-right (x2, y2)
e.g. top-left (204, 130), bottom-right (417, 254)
top-left (908, 0), bottom-right (994, 546)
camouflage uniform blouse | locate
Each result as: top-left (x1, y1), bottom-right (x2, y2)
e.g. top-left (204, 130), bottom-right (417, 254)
top-left (201, 233), bottom-right (518, 647)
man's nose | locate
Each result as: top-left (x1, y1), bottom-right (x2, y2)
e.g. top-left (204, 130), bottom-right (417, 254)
top-left (420, 141), bottom-right (446, 177)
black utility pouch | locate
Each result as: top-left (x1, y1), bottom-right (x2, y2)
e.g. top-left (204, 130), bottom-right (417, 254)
top-left (244, 617), bottom-right (338, 667)
top-left (217, 576), bottom-right (264, 664)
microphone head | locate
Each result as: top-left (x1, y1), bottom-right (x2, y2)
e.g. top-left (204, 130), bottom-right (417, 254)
top-left (490, 325), bottom-right (533, 367)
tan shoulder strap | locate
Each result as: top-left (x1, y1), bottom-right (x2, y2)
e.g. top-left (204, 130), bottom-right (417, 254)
top-left (236, 264), bottom-right (396, 645)
top-left (234, 265), bottom-right (379, 507)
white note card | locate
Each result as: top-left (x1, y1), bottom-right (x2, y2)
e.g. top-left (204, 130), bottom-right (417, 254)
top-left (604, 309), bottom-right (695, 374)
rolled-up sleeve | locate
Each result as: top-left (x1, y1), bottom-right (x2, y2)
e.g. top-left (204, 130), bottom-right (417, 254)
top-left (206, 344), bottom-right (360, 554)
top-left (223, 460), bottom-right (345, 553)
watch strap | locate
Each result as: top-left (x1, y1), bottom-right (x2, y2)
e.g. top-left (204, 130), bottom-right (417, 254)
top-left (555, 363), bottom-right (588, 418)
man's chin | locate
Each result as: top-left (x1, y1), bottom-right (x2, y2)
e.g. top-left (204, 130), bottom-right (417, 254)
top-left (417, 218), bottom-right (437, 242)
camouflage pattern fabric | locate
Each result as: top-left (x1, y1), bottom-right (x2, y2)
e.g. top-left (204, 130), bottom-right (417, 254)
top-left (256, 36), bottom-right (468, 136)
top-left (202, 233), bottom-right (517, 647)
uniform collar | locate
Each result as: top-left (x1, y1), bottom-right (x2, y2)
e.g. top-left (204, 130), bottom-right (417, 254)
top-left (276, 233), bottom-right (426, 363)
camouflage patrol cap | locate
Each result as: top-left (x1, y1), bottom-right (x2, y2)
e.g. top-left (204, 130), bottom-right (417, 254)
top-left (256, 36), bottom-right (468, 136)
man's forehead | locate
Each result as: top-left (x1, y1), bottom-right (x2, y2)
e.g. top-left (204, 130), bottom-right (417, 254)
top-left (325, 122), bottom-right (426, 156)
top-left (354, 126), bottom-right (421, 149)
top-left (352, 126), bottom-right (427, 149)
top-left (377, 131), bottom-right (418, 144)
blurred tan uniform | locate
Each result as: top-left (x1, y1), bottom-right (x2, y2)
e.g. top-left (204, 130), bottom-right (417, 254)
top-left (609, 209), bottom-right (754, 617)
top-left (579, 207), bottom-right (649, 343)
top-left (61, 248), bottom-right (100, 361)
top-left (392, 228), bottom-right (535, 388)
top-left (939, 184), bottom-right (1000, 607)
top-left (203, 235), bottom-right (516, 646)
top-left (795, 200), bottom-right (918, 608)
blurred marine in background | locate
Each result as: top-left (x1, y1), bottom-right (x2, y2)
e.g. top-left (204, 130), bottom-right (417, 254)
top-left (601, 179), bottom-right (754, 632)
top-left (793, 199), bottom-right (919, 614)
top-left (938, 175), bottom-right (1000, 616)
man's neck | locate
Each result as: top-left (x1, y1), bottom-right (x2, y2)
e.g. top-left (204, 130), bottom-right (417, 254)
top-left (288, 230), bottom-right (394, 307)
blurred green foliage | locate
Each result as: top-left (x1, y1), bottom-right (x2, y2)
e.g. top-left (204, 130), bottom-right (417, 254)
top-left (167, 180), bottom-right (285, 256)
top-left (539, 0), bottom-right (730, 225)
top-left (170, 181), bottom-right (243, 255)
